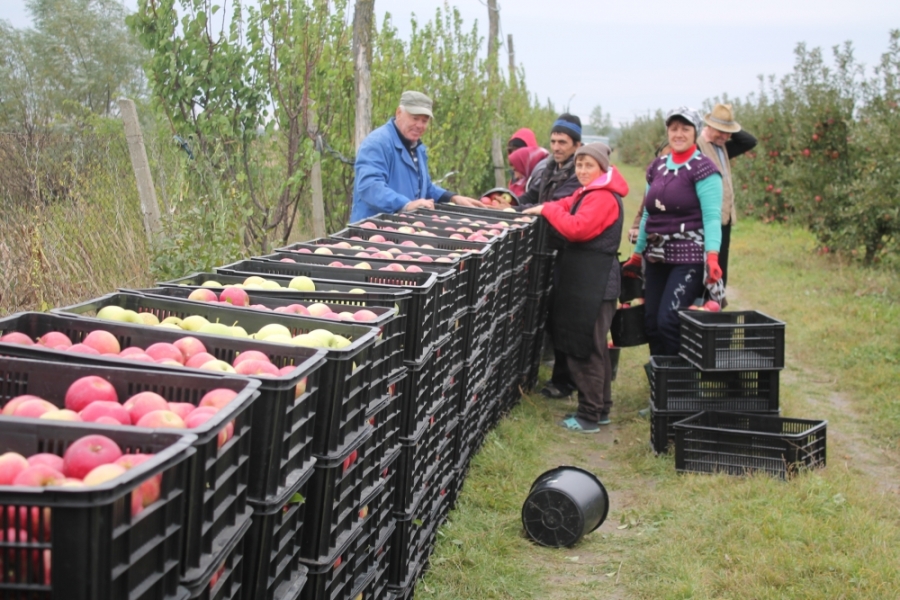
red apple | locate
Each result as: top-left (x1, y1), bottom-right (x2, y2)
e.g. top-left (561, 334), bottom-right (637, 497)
top-left (13, 399), bottom-right (58, 419)
top-left (234, 359), bottom-right (280, 376)
top-left (145, 342), bottom-right (185, 365)
top-left (14, 464), bottom-right (65, 487)
top-left (406, 265), bottom-right (423, 273)
top-left (38, 331), bottom-right (72, 349)
top-left (219, 287), bottom-right (250, 307)
top-left (82, 463), bottom-right (127, 486)
top-left (123, 352), bottom-right (155, 363)
top-left (199, 388), bottom-right (238, 410)
top-left (120, 346), bottom-right (148, 357)
top-left (353, 310), bottom-right (378, 322)
top-left (359, 222), bottom-right (378, 230)
top-left (369, 234), bottom-right (386, 243)
top-left (703, 300), bottom-right (721, 312)
top-left (82, 330), bottom-right (121, 355)
top-left (188, 288), bottom-right (218, 302)
top-left (115, 454), bottom-right (161, 507)
top-left (286, 304), bottom-right (309, 315)
top-left (0, 452), bottom-right (29, 485)
top-left (0, 332), bottom-right (34, 345)
top-left (232, 350), bottom-right (271, 368)
top-left (307, 303), bottom-right (331, 317)
top-left (65, 376), bottom-right (118, 412)
top-left (4, 395), bottom-right (45, 416)
top-left (136, 410), bottom-right (186, 429)
top-left (124, 392), bottom-right (169, 424)
top-left (62, 435), bottom-right (123, 480)
top-left (27, 454), bottom-right (65, 473)
top-left (186, 352), bottom-right (218, 369)
top-left (80, 401), bottom-right (131, 426)
top-left (167, 402), bottom-right (195, 421)
top-left (171, 337), bottom-right (208, 363)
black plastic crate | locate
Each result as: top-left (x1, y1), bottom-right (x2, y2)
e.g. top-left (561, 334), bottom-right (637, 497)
top-left (360, 371), bottom-right (403, 492)
top-left (508, 258), bottom-right (530, 310)
top-left (446, 308), bottom-right (468, 369)
top-left (0, 355), bottom-right (259, 582)
top-left (254, 251), bottom-right (461, 335)
top-left (349, 478), bottom-right (385, 586)
top-left (393, 423), bottom-right (433, 519)
top-left (52, 292), bottom-right (377, 457)
top-left (215, 260), bottom-right (438, 364)
top-left (0, 420), bottom-right (195, 600)
top-left (406, 206), bottom-right (536, 269)
top-left (242, 464), bottom-right (313, 600)
top-left (336, 225), bottom-right (496, 306)
top-left (398, 351), bottom-right (436, 441)
top-left (352, 520), bottom-right (394, 600)
top-left (432, 333), bottom-right (453, 394)
top-left (678, 310), bottom-right (786, 371)
top-left (0, 311), bottom-right (325, 508)
top-left (301, 426), bottom-right (372, 563)
top-left (494, 272), bottom-right (512, 316)
top-left (508, 299), bottom-right (526, 347)
top-left (387, 513), bottom-right (431, 589)
top-left (158, 271), bottom-right (418, 366)
top-left (522, 291), bottom-right (548, 332)
top-left (526, 251), bottom-right (556, 295)
top-left (674, 412), bottom-right (827, 479)
top-left (521, 328), bottom-right (543, 391)
top-left (649, 355), bottom-right (781, 412)
top-left (649, 403), bottom-right (699, 455)
top-left (461, 348), bottom-right (487, 411)
top-left (297, 523), bottom-right (362, 600)
top-left (129, 285), bottom-right (404, 402)
top-left (466, 293), bottom-right (494, 360)
top-left (610, 303), bottom-right (648, 347)
top-left (181, 510), bottom-right (253, 600)
top-left (360, 461), bottom-right (396, 564)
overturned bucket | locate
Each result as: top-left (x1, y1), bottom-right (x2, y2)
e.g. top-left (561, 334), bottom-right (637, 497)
top-left (521, 466), bottom-right (610, 548)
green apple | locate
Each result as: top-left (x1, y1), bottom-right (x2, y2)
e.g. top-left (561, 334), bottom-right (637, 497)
top-left (158, 323), bottom-right (182, 330)
top-left (181, 315), bottom-right (210, 331)
top-left (97, 305), bottom-right (127, 321)
top-left (139, 312), bottom-right (160, 326)
top-left (231, 326), bottom-right (249, 338)
top-left (243, 276), bottom-right (267, 286)
top-left (264, 334), bottom-right (294, 344)
top-left (290, 334), bottom-right (322, 348)
top-left (331, 335), bottom-right (351, 349)
top-left (198, 322), bottom-right (233, 337)
top-left (122, 310), bottom-right (144, 324)
top-left (257, 323), bottom-right (292, 340)
top-left (289, 276), bottom-right (316, 292)
top-left (161, 316), bottom-right (183, 326)
top-left (201, 280), bottom-right (223, 288)
top-left (260, 281), bottom-right (282, 290)
top-left (308, 329), bottom-right (334, 346)
top-left (349, 288), bottom-right (366, 295)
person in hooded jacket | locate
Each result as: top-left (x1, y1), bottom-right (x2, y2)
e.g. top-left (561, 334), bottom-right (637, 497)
top-left (507, 127), bottom-right (539, 155)
top-left (508, 146), bottom-right (550, 198)
top-left (523, 142), bottom-right (629, 433)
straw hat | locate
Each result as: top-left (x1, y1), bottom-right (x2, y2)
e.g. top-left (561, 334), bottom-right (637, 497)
top-left (703, 103), bottom-right (741, 133)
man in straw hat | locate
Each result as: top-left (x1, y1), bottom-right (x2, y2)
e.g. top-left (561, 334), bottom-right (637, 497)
top-left (696, 103), bottom-right (757, 287)
top-left (351, 90), bottom-right (481, 222)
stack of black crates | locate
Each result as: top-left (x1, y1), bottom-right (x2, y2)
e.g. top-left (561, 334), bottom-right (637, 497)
top-left (0, 204), bottom-right (554, 600)
top-left (649, 310), bottom-right (787, 454)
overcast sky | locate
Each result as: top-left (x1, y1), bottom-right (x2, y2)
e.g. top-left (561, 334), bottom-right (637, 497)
top-left (4, 0), bottom-right (899, 126)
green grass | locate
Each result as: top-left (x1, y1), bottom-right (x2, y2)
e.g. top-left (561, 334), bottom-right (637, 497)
top-left (415, 163), bottom-right (900, 599)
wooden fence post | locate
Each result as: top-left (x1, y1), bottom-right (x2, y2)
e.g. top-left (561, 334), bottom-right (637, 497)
top-left (353, 0), bottom-right (375, 152)
top-left (307, 106), bottom-right (327, 238)
top-left (118, 98), bottom-right (162, 243)
top-left (488, 0), bottom-right (506, 189)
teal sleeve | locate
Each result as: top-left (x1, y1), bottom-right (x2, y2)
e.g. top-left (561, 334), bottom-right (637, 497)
top-left (634, 183), bottom-right (650, 253)
top-left (696, 174), bottom-right (723, 252)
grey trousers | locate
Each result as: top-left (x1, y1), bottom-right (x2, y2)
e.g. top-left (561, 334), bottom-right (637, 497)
top-left (566, 300), bottom-right (617, 423)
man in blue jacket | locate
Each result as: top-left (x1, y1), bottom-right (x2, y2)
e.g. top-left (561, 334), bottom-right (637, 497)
top-left (350, 91), bottom-right (481, 222)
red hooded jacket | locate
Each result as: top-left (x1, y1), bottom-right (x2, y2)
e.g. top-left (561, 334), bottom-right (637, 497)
top-left (508, 147), bottom-right (549, 197)
top-left (509, 128), bottom-right (538, 149)
top-left (542, 166), bottom-right (630, 243)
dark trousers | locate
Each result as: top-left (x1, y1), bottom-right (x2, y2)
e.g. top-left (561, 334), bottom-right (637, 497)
top-left (719, 224), bottom-right (732, 288)
top-left (551, 349), bottom-right (573, 389)
top-left (644, 262), bottom-right (706, 356)
top-left (565, 301), bottom-right (617, 422)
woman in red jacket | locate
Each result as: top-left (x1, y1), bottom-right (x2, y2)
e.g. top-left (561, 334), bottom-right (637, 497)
top-left (524, 143), bottom-right (629, 432)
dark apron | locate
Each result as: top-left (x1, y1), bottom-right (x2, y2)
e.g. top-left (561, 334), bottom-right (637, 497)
top-left (549, 194), bottom-right (618, 359)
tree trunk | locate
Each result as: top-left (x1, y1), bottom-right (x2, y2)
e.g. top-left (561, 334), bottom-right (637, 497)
top-left (487, 0), bottom-right (505, 189)
top-left (507, 34), bottom-right (516, 89)
top-left (353, 0), bottom-right (375, 152)
top-left (118, 98), bottom-right (162, 243)
top-left (307, 106), bottom-right (327, 239)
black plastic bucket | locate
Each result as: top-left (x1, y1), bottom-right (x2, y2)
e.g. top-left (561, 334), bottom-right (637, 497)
top-left (610, 304), bottom-right (648, 347)
top-left (619, 263), bottom-right (643, 303)
top-left (521, 466), bottom-right (610, 548)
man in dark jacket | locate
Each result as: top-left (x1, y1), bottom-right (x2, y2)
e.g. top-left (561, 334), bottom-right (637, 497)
top-left (517, 113), bottom-right (583, 207)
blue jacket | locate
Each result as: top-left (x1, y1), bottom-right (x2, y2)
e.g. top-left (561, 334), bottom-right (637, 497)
top-left (350, 118), bottom-right (451, 222)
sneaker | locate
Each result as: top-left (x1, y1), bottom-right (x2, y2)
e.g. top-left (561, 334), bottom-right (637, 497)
top-left (597, 415), bottom-right (611, 426)
top-left (638, 406), bottom-right (650, 419)
top-left (541, 382), bottom-right (573, 399)
top-left (559, 416), bottom-right (600, 434)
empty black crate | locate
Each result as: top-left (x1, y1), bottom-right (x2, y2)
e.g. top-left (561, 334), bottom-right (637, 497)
top-left (243, 463), bottom-right (313, 600)
top-left (678, 310), bottom-right (786, 371)
top-left (674, 411), bottom-right (827, 479)
top-left (0, 421), bottom-right (195, 600)
top-left (52, 292), bottom-right (377, 457)
top-left (0, 355), bottom-right (259, 582)
top-left (650, 355), bottom-right (780, 412)
top-left (0, 311), bottom-right (326, 508)
top-left (301, 426), bottom-right (372, 563)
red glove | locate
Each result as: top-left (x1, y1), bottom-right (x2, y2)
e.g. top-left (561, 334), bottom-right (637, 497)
top-left (706, 252), bottom-right (722, 284)
top-left (622, 253), bottom-right (642, 278)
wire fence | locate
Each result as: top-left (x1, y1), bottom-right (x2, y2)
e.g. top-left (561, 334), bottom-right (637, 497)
top-left (0, 130), bottom-right (154, 315)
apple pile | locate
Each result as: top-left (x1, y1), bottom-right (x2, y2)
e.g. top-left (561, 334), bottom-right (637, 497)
top-left (181, 274), bottom-right (370, 295)
top-left (356, 219), bottom-right (497, 243)
top-left (286, 242), bottom-right (459, 266)
top-left (82, 304), bottom-right (361, 348)
top-left (2, 377), bottom-right (239, 447)
top-left (183, 287), bottom-right (383, 322)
